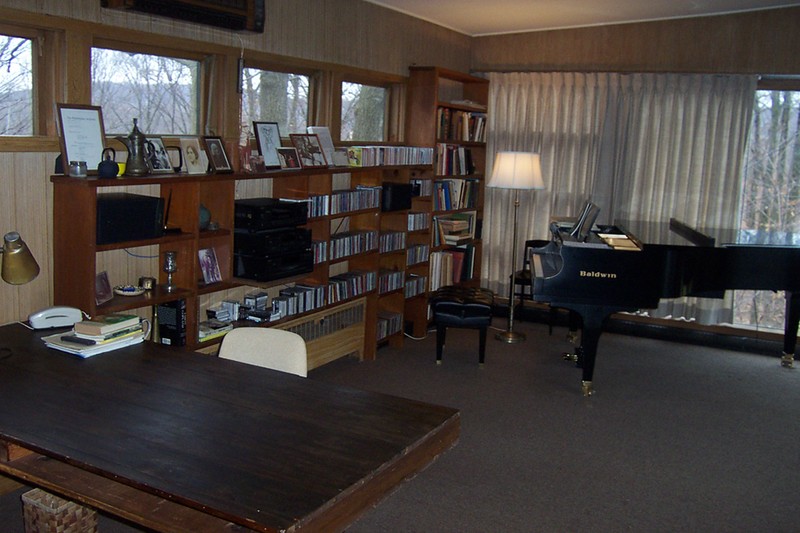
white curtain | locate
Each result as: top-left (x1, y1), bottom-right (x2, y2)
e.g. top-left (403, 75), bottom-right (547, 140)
top-left (482, 71), bottom-right (757, 323)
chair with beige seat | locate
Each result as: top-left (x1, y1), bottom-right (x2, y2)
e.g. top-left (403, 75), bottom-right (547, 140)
top-left (218, 327), bottom-right (308, 377)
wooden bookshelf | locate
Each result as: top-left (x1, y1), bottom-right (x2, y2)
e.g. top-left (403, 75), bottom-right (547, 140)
top-left (404, 66), bottom-right (489, 337)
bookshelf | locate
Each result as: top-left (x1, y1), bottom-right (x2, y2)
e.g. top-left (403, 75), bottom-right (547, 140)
top-left (51, 163), bottom-right (431, 362)
top-left (404, 66), bottom-right (489, 337)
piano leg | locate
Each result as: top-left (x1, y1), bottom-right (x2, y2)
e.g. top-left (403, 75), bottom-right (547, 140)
top-left (575, 313), bottom-right (604, 397)
top-left (782, 291), bottom-right (800, 368)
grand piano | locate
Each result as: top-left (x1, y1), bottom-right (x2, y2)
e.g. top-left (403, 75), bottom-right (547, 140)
top-left (531, 217), bottom-right (800, 396)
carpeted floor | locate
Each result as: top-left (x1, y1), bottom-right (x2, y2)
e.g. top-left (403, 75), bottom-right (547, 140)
top-left (2, 318), bottom-right (799, 532)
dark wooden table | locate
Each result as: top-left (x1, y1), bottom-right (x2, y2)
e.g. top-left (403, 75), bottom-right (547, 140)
top-left (0, 323), bottom-right (459, 532)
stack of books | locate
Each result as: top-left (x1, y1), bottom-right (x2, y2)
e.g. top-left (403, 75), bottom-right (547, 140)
top-left (42, 313), bottom-right (145, 358)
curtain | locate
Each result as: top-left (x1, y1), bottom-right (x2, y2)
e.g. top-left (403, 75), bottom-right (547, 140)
top-left (482, 71), bottom-right (757, 324)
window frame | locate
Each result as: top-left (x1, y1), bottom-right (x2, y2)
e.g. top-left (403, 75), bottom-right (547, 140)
top-left (240, 59), bottom-right (318, 140)
top-left (91, 38), bottom-right (209, 137)
top-left (0, 23), bottom-right (60, 146)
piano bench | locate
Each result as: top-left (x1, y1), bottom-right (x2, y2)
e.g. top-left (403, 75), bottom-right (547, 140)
top-left (430, 286), bottom-right (494, 365)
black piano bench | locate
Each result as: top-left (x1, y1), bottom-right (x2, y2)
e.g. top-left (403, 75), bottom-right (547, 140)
top-left (430, 286), bottom-right (494, 365)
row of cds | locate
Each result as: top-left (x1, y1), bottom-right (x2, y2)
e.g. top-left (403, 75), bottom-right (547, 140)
top-left (329, 230), bottom-right (378, 260)
top-left (376, 311), bottom-right (403, 341)
top-left (379, 231), bottom-right (407, 253)
top-left (407, 244), bottom-right (430, 266)
top-left (330, 185), bottom-right (382, 215)
top-left (328, 270), bottom-right (377, 304)
top-left (378, 269), bottom-right (405, 295)
top-left (348, 146), bottom-right (434, 167)
top-left (408, 211), bottom-right (430, 232)
top-left (404, 273), bottom-right (428, 299)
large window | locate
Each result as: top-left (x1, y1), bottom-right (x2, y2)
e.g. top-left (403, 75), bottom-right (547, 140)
top-left (341, 81), bottom-right (387, 142)
top-left (0, 34), bottom-right (32, 135)
top-left (91, 47), bottom-right (200, 135)
top-left (241, 68), bottom-right (309, 136)
top-left (734, 89), bottom-right (800, 330)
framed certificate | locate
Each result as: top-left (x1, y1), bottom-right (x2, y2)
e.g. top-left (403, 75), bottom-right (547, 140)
top-left (56, 104), bottom-right (106, 175)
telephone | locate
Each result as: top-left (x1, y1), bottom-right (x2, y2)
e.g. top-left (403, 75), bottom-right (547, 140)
top-left (28, 306), bottom-right (84, 329)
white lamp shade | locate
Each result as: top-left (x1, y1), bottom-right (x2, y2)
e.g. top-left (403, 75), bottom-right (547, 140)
top-left (488, 152), bottom-right (544, 190)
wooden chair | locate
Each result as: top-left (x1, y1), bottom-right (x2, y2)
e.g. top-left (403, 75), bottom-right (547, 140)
top-left (218, 328), bottom-right (308, 377)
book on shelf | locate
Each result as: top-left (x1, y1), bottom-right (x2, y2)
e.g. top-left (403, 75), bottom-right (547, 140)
top-left (41, 329), bottom-right (145, 358)
top-left (198, 319), bottom-right (233, 342)
top-left (157, 299), bottom-right (187, 346)
top-left (73, 313), bottom-right (140, 336)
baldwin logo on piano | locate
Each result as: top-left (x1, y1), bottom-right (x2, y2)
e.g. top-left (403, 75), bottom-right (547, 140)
top-left (579, 270), bottom-right (618, 279)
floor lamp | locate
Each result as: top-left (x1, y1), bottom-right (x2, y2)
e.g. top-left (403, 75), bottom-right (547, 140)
top-left (487, 152), bottom-right (544, 343)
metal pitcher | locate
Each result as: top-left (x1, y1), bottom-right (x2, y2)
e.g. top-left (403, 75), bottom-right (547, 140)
top-left (116, 118), bottom-right (150, 177)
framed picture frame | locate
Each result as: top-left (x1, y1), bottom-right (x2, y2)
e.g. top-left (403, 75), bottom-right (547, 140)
top-left (290, 133), bottom-right (329, 168)
top-left (56, 104), bottom-right (106, 175)
top-left (203, 136), bottom-right (232, 173)
top-left (198, 248), bottom-right (222, 285)
top-left (95, 271), bottom-right (113, 306)
top-left (253, 121), bottom-right (282, 169)
top-left (145, 136), bottom-right (173, 174)
top-left (277, 147), bottom-right (301, 169)
top-left (180, 137), bottom-right (208, 174)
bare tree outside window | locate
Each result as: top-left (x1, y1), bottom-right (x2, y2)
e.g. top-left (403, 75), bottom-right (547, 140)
top-left (241, 68), bottom-right (309, 137)
top-left (735, 90), bottom-right (800, 330)
top-left (0, 35), bottom-right (32, 135)
top-left (341, 82), bottom-right (386, 142)
top-left (91, 47), bottom-right (199, 135)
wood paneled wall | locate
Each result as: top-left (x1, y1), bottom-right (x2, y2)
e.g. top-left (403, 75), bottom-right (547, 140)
top-left (0, 0), bottom-right (470, 324)
top-left (471, 7), bottom-right (800, 75)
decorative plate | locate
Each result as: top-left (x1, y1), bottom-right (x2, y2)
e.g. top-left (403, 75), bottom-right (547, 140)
top-left (113, 285), bottom-right (145, 297)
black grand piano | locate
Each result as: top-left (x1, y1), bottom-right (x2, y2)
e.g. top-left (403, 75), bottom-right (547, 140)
top-left (532, 216), bottom-right (800, 396)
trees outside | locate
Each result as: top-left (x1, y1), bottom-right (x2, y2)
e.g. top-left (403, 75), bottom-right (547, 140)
top-left (735, 90), bottom-right (800, 329)
top-left (0, 35), bottom-right (32, 135)
top-left (341, 82), bottom-right (386, 142)
top-left (91, 48), bottom-right (199, 135)
top-left (241, 68), bottom-right (308, 137)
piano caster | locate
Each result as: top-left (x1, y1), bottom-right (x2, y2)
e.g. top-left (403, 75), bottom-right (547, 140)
top-left (562, 351), bottom-right (578, 362)
top-left (581, 381), bottom-right (594, 396)
top-left (566, 331), bottom-right (578, 344)
top-left (781, 353), bottom-right (795, 368)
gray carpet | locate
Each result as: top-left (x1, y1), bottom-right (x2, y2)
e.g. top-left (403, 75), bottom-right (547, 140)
top-left (313, 320), bottom-right (800, 533)
top-left (2, 319), bottom-right (799, 532)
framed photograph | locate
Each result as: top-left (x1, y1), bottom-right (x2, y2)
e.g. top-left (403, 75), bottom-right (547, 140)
top-left (277, 147), bottom-right (301, 169)
top-left (95, 271), bottom-right (113, 306)
top-left (198, 248), bottom-right (222, 284)
top-left (180, 137), bottom-right (208, 174)
top-left (253, 121), bottom-right (282, 169)
top-left (203, 136), bottom-right (232, 173)
top-left (146, 136), bottom-right (173, 173)
top-left (56, 104), bottom-right (106, 175)
top-left (290, 133), bottom-right (329, 168)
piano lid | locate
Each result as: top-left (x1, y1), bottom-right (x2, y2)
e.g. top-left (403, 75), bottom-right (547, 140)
top-left (615, 218), bottom-right (800, 248)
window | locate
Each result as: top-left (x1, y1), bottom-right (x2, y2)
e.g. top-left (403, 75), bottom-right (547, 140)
top-left (241, 68), bottom-right (309, 136)
top-left (734, 89), bottom-right (800, 330)
top-left (0, 34), bottom-right (32, 135)
top-left (341, 81), bottom-right (387, 142)
top-left (91, 47), bottom-right (200, 135)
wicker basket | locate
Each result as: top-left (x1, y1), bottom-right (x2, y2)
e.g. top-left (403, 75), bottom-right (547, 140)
top-left (21, 489), bottom-right (98, 533)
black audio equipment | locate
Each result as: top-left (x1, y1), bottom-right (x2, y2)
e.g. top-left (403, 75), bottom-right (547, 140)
top-left (234, 250), bottom-right (314, 282)
top-left (96, 193), bottom-right (164, 245)
top-left (234, 198), bottom-right (308, 231)
top-left (234, 228), bottom-right (311, 256)
top-left (381, 182), bottom-right (412, 212)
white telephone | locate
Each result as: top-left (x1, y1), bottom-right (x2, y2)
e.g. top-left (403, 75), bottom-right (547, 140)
top-left (28, 306), bottom-right (84, 329)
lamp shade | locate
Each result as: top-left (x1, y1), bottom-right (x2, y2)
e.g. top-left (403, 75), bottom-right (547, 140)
top-left (1, 231), bottom-right (40, 284)
top-left (487, 152), bottom-right (544, 190)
